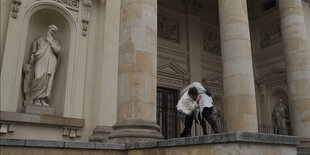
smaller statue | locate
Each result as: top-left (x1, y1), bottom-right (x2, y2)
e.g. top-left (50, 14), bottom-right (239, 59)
top-left (273, 98), bottom-right (290, 134)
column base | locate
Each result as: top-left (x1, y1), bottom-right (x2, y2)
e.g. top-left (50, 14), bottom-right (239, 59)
top-left (297, 138), bottom-right (310, 155)
top-left (108, 119), bottom-right (163, 143)
top-left (89, 126), bottom-right (113, 142)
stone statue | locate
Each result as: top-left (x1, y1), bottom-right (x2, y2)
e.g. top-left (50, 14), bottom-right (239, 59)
top-left (23, 25), bottom-right (61, 107)
top-left (273, 98), bottom-right (290, 134)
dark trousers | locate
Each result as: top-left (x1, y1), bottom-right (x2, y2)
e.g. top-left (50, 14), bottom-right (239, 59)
top-left (199, 107), bottom-right (219, 135)
top-left (180, 113), bottom-right (193, 137)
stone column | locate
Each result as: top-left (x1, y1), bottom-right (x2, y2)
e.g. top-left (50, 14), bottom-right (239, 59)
top-left (218, 0), bottom-right (258, 132)
top-left (187, 5), bottom-right (203, 136)
top-left (278, 0), bottom-right (310, 138)
top-left (188, 15), bottom-right (202, 136)
top-left (88, 0), bottom-right (121, 142)
top-left (188, 16), bottom-right (202, 83)
top-left (108, 0), bottom-right (163, 143)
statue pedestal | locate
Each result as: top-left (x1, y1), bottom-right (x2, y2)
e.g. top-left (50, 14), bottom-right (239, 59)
top-left (25, 104), bottom-right (54, 116)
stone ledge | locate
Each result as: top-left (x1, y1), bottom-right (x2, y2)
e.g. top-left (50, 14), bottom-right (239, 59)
top-left (25, 140), bottom-right (64, 148)
top-left (0, 111), bottom-right (84, 128)
top-left (126, 132), bottom-right (300, 149)
top-left (0, 132), bottom-right (299, 150)
top-left (0, 138), bottom-right (25, 146)
top-left (0, 139), bottom-right (126, 150)
top-left (65, 142), bottom-right (96, 149)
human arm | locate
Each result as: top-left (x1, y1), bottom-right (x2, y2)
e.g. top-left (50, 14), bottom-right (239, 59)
top-left (196, 94), bottom-right (202, 103)
top-left (46, 37), bottom-right (61, 54)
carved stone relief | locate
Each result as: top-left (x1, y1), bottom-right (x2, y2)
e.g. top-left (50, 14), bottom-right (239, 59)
top-left (158, 15), bottom-right (179, 43)
top-left (260, 20), bottom-right (282, 49)
top-left (257, 66), bottom-right (287, 90)
top-left (203, 31), bottom-right (221, 55)
top-left (157, 60), bottom-right (190, 89)
top-left (63, 127), bottom-right (81, 138)
top-left (11, 0), bottom-right (22, 19)
top-left (52, 0), bottom-right (80, 9)
top-left (82, 19), bottom-right (89, 36)
top-left (81, 0), bottom-right (92, 36)
top-left (0, 123), bottom-right (15, 134)
top-left (185, 0), bottom-right (204, 15)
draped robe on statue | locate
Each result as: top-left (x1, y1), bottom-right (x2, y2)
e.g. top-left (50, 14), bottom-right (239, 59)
top-left (31, 36), bottom-right (61, 101)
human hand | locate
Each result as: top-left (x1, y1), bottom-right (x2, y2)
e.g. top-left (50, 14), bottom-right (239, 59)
top-left (196, 94), bottom-right (202, 103)
top-left (46, 35), bottom-right (53, 43)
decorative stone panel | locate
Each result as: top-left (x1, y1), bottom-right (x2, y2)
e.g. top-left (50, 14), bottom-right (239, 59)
top-left (203, 31), bottom-right (221, 55)
top-left (259, 20), bottom-right (282, 49)
top-left (157, 60), bottom-right (190, 89)
top-left (11, 0), bottom-right (22, 19)
top-left (52, 0), bottom-right (80, 9)
top-left (158, 15), bottom-right (179, 43)
top-left (185, 0), bottom-right (204, 15)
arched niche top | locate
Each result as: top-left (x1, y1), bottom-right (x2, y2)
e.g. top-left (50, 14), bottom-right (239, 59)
top-left (268, 88), bottom-right (288, 101)
top-left (22, 1), bottom-right (77, 32)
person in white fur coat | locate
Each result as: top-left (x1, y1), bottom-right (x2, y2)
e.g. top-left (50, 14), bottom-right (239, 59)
top-left (182, 82), bottom-right (219, 135)
top-left (176, 87), bottom-right (201, 137)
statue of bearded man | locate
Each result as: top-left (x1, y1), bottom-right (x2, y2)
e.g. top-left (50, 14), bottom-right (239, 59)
top-left (30, 25), bottom-right (61, 106)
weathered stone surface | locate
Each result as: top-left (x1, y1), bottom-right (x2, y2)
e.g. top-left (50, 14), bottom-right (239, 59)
top-left (126, 132), bottom-right (299, 149)
top-left (0, 132), bottom-right (299, 154)
top-left (25, 139), bottom-right (64, 148)
top-left (0, 111), bottom-right (84, 128)
top-left (0, 138), bottom-right (25, 146)
top-left (95, 143), bottom-right (126, 150)
top-left (279, 0), bottom-right (310, 139)
top-left (89, 126), bottom-right (114, 142)
top-left (25, 104), bottom-right (55, 116)
top-left (219, 0), bottom-right (258, 132)
top-left (64, 142), bottom-right (96, 149)
top-left (1, 132), bottom-right (298, 149)
top-left (111, 0), bottom-right (161, 143)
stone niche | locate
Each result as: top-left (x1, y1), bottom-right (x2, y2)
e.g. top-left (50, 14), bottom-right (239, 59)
top-left (268, 90), bottom-right (291, 135)
top-left (1, 0), bottom-right (91, 119)
top-left (20, 9), bottom-right (70, 116)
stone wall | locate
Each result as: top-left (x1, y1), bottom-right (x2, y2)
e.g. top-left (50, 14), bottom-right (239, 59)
top-left (0, 0), bottom-right (121, 142)
top-left (0, 0), bottom-right (11, 69)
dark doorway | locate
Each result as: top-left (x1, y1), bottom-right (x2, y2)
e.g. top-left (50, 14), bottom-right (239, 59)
top-left (156, 87), bottom-right (179, 139)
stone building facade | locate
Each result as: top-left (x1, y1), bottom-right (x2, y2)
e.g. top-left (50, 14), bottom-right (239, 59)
top-left (0, 0), bottom-right (309, 154)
